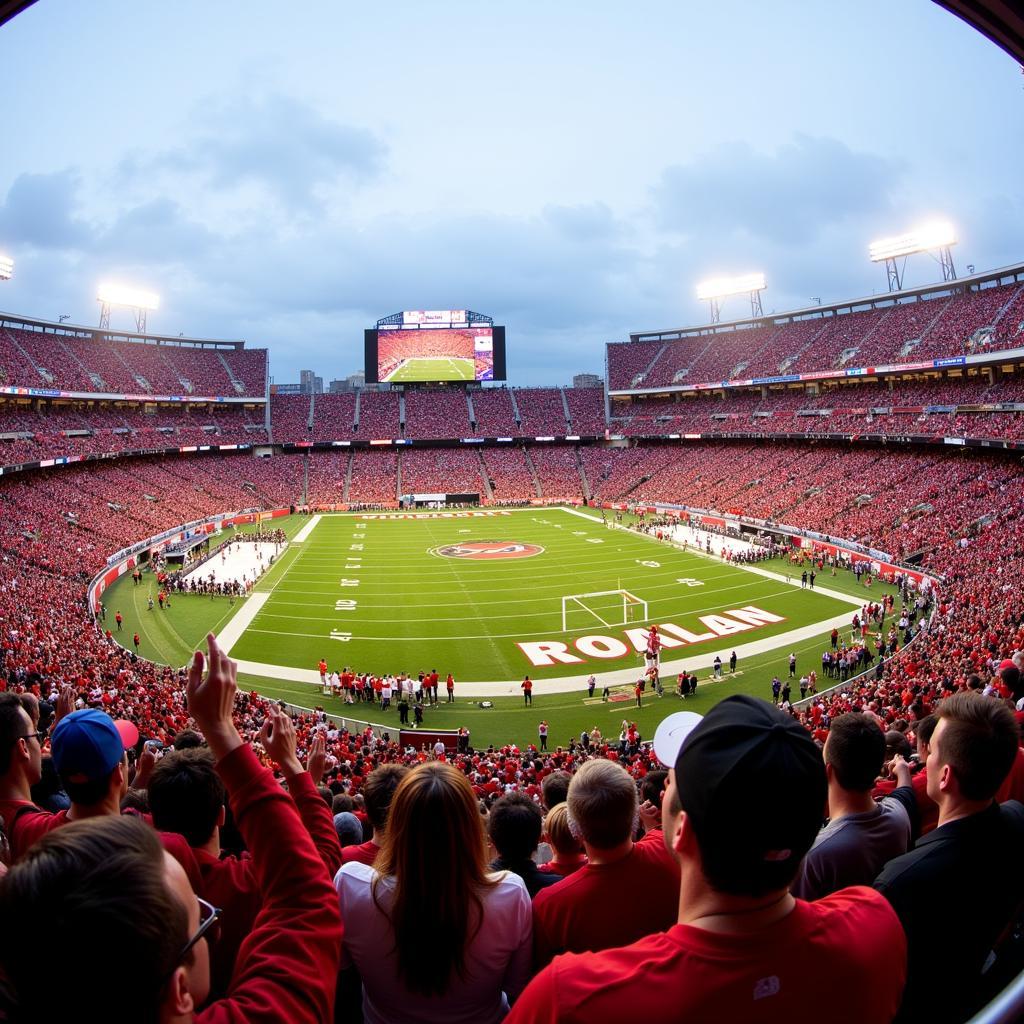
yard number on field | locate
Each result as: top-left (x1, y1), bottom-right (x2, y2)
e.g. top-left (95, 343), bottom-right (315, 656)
top-left (677, 578), bottom-right (705, 587)
top-left (335, 599), bottom-right (358, 611)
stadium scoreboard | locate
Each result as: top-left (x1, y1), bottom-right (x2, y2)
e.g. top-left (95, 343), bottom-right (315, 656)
top-left (365, 309), bottom-right (506, 384)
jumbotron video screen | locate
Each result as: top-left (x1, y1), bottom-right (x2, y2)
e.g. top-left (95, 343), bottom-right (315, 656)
top-left (365, 325), bottom-right (507, 383)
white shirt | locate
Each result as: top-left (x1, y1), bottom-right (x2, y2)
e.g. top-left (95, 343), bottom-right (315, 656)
top-left (335, 862), bottom-right (532, 1024)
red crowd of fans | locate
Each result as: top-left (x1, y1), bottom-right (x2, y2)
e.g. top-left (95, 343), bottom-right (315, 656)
top-left (609, 280), bottom-right (1024, 390)
top-left (612, 373), bottom-right (1024, 440)
top-left (1, 440), bottom-right (1023, 1020)
top-left (0, 326), bottom-right (266, 396)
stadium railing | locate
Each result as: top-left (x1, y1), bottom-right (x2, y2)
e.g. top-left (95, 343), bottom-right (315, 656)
top-left (789, 625), bottom-right (930, 713)
top-left (969, 969), bottom-right (1024, 1023)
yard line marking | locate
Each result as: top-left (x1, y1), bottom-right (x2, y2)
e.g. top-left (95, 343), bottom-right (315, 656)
top-left (293, 515), bottom-right (322, 543)
top-left (218, 594), bottom-right (270, 653)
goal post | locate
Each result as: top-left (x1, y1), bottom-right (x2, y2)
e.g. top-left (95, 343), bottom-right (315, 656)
top-left (561, 589), bottom-right (648, 632)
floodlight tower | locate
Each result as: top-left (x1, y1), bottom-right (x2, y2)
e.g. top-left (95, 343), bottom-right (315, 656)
top-left (869, 221), bottom-right (958, 292)
top-left (696, 272), bottom-right (767, 323)
top-left (0, 253), bottom-right (13, 281)
top-left (97, 283), bottom-right (160, 333)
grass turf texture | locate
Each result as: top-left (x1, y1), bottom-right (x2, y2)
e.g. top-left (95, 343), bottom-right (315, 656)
top-left (383, 356), bottom-right (475, 382)
top-left (105, 509), bottom-right (901, 747)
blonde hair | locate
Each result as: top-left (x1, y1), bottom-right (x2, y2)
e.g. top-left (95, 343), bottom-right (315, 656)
top-left (543, 803), bottom-right (583, 858)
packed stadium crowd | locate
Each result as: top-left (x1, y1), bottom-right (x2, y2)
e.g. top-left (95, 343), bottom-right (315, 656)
top-left (0, 434), bottom-right (1020, 1019)
top-left (612, 373), bottom-right (1024, 440)
top-left (0, 326), bottom-right (266, 396)
top-left (608, 279), bottom-right (1024, 390)
top-left (0, 280), bottom-right (1023, 1019)
top-left (6, 368), bottom-right (1023, 471)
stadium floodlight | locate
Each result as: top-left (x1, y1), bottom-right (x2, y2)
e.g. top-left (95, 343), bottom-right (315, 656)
top-left (97, 283), bottom-right (160, 309)
top-left (696, 272), bottom-right (767, 301)
top-left (97, 282), bottom-right (160, 333)
top-left (868, 221), bottom-right (957, 263)
top-left (0, 254), bottom-right (13, 281)
top-left (696, 272), bottom-right (767, 322)
top-left (868, 221), bottom-right (958, 291)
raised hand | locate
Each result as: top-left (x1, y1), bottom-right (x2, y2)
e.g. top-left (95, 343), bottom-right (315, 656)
top-left (186, 633), bottom-right (242, 759)
top-left (639, 798), bottom-right (661, 833)
top-left (133, 743), bottom-right (160, 789)
top-left (306, 731), bottom-right (327, 783)
top-left (260, 704), bottom-right (302, 776)
top-left (53, 684), bottom-right (77, 726)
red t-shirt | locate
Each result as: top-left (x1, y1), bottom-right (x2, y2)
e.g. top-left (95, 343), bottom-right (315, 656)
top-left (537, 858), bottom-right (587, 877)
top-left (508, 887), bottom-right (905, 1024)
top-left (341, 839), bottom-right (381, 868)
top-left (532, 840), bottom-right (680, 967)
top-left (995, 745), bottom-right (1024, 805)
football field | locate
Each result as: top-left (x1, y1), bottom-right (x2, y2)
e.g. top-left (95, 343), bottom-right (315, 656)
top-left (224, 507), bottom-right (857, 683)
top-left (383, 356), bottom-right (476, 382)
top-left (106, 507), bottom-right (894, 746)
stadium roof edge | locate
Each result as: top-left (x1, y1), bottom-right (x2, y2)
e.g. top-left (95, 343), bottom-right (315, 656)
top-left (626, 261), bottom-right (1024, 343)
top-left (0, 0), bottom-right (36, 29)
top-left (0, 310), bottom-right (254, 350)
top-left (932, 0), bottom-right (1024, 65)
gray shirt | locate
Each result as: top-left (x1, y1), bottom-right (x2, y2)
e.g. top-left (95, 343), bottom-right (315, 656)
top-left (793, 786), bottom-right (914, 902)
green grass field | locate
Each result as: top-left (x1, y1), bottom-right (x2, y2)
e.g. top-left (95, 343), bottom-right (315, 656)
top-left (383, 356), bottom-right (475, 382)
top-left (104, 508), bottom-right (900, 746)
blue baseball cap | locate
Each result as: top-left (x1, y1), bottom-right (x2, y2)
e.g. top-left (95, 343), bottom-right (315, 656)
top-left (51, 709), bottom-right (140, 785)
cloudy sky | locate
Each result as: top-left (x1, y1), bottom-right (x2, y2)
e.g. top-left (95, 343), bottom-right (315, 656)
top-left (0, 1), bottom-right (1021, 386)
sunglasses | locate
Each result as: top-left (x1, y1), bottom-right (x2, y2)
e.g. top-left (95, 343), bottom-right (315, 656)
top-left (12, 731), bottom-right (46, 746)
top-left (181, 897), bottom-right (222, 962)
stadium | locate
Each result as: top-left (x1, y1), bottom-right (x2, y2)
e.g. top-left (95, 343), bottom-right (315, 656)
top-left (1, 1), bottom-right (1024, 1022)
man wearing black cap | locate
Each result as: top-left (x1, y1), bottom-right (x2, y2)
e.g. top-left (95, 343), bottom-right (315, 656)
top-left (508, 695), bottom-right (906, 1023)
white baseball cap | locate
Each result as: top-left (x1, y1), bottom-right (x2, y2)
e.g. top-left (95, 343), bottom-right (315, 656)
top-left (652, 711), bottom-right (704, 768)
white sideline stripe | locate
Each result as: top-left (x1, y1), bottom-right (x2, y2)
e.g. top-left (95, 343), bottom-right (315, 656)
top-left (218, 593), bottom-right (271, 654)
top-left (559, 506), bottom-right (604, 523)
top-left (228, 606), bottom-right (858, 697)
top-left (293, 515), bottom-right (322, 544)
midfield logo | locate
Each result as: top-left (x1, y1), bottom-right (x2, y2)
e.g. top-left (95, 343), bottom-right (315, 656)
top-left (433, 541), bottom-right (545, 560)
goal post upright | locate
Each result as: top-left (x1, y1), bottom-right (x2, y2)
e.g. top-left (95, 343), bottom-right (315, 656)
top-left (561, 589), bottom-right (648, 631)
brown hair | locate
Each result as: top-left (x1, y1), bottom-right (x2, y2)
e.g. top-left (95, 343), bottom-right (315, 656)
top-left (566, 759), bottom-right (637, 849)
top-left (0, 815), bottom-right (188, 1023)
top-left (372, 762), bottom-right (497, 996)
top-left (935, 692), bottom-right (1020, 801)
top-left (364, 763), bottom-right (408, 832)
top-left (825, 713), bottom-right (886, 792)
top-left (148, 748), bottom-right (225, 848)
